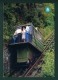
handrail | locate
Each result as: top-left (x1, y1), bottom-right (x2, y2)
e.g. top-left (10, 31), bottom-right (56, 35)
top-left (31, 26), bottom-right (44, 52)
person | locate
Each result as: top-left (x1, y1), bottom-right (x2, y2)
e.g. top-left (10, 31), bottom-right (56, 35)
top-left (27, 59), bottom-right (29, 64)
top-left (16, 28), bottom-right (22, 42)
top-left (26, 59), bottom-right (30, 66)
top-left (28, 25), bottom-right (33, 42)
top-left (13, 28), bottom-right (22, 43)
top-left (25, 26), bottom-right (30, 42)
top-left (22, 27), bottom-right (26, 42)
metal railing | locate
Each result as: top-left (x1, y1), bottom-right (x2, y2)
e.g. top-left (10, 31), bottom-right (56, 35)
top-left (31, 27), bottom-right (44, 52)
top-left (9, 24), bottom-right (44, 52)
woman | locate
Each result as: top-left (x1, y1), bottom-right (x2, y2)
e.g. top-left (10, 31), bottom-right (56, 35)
top-left (22, 27), bottom-right (26, 42)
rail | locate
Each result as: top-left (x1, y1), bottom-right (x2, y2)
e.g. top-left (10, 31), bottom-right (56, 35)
top-left (23, 32), bottom-right (54, 77)
top-left (8, 32), bottom-right (54, 77)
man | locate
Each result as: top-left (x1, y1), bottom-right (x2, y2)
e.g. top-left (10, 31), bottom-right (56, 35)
top-left (25, 26), bottom-right (30, 42)
top-left (13, 28), bottom-right (22, 43)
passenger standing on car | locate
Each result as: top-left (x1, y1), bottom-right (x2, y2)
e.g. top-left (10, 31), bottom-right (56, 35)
top-left (28, 25), bottom-right (33, 42)
top-left (13, 28), bottom-right (22, 43)
top-left (25, 26), bottom-right (30, 42)
top-left (16, 28), bottom-right (22, 42)
top-left (22, 27), bottom-right (26, 42)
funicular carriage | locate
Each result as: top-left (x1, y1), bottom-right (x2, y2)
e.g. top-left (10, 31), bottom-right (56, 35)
top-left (8, 23), bottom-right (43, 69)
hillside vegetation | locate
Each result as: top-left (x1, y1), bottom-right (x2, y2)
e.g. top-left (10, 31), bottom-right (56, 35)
top-left (3, 3), bottom-right (55, 77)
top-left (3, 3), bottom-right (54, 43)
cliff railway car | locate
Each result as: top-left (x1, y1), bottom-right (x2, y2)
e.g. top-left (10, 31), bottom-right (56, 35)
top-left (8, 23), bottom-right (43, 69)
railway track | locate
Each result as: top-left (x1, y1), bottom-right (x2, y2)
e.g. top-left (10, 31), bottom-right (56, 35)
top-left (11, 68), bottom-right (24, 77)
top-left (9, 32), bottom-right (54, 77)
top-left (3, 31), bottom-right (54, 77)
top-left (43, 33), bottom-right (54, 52)
top-left (31, 35), bottom-right (54, 77)
top-left (9, 67), bottom-right (28, 77)
top-left (8, 56), bottom-right (41, 77)
top-left (22, 33), bottom-right (54, 77)
top-left (7, 34), bottom-right (54, 77)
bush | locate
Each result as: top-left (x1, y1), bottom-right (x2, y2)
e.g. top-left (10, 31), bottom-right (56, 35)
top-left (42, 51), bottom-right (55, 77)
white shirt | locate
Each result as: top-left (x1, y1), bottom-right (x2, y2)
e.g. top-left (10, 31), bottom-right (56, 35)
top-left (26, 26), bottom-right (29, 32)
top-left (14, 29), bottom-right (21, 36)
top-left (16, 29), bottom-right (21, 34)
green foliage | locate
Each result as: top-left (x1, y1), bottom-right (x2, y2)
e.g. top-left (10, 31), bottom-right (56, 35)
top-left (43, 3), bottom-right (54, 27)
top-left (3, 21), bottom-right (9, 40)
top-left (42, 50), bottom-right (55, 77)
top-left (44, 26), bottom-right (54, 40)
top-left (3, 3), bottom-right (54, 43)
top-left (3, 21), bottom-right (15, 42)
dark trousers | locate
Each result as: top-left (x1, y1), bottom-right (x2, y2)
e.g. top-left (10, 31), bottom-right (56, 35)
top-left (13, 37), bottom-right (17, 43)
top-left (16, 33), bottom-right (22, 42)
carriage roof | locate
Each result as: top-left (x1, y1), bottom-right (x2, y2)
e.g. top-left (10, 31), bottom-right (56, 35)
top-left (15, 23), bottom-right (34, 30)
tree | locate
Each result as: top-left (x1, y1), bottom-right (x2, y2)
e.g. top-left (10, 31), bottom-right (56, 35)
top-left (3, 3), bottom-right (54, 43)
